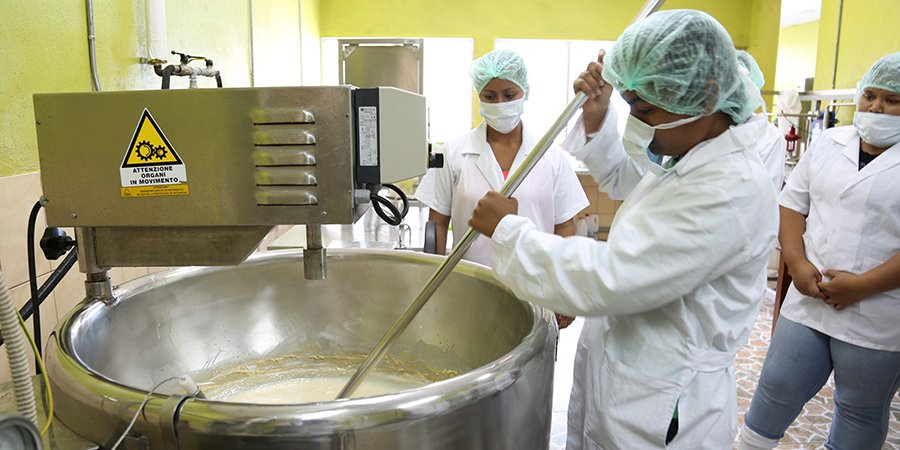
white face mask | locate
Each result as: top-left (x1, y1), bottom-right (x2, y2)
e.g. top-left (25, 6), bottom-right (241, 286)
top-left (480, 98), bottom-right (525, 134)
top-left (621, 113), bottom-right (704, 175)
top-left (854, 111), bottom-right (900, 148)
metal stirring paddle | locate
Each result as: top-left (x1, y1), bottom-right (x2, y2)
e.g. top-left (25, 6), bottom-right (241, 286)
top-left (337, 92), bottom-right (588, 399)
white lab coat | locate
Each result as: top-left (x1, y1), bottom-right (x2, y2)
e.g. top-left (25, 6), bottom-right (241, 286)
top-left (581, 111), bottom-right (785, 195)
top-left (779, 125), bottom-right (900, 352)
top-left (755, 116), bottom-right (787, 190)
top-left (490, 109), bottom-right (778, 449)
top-left (415, 122), bottom-right (588, 265)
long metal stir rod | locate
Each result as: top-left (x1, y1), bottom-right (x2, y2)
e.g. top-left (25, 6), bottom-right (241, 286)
top-left (337, 92), bottom-right (588, 399)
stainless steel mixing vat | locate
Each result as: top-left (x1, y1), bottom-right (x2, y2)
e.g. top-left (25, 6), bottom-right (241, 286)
top-left (45, 250), bottom-right (556, 449)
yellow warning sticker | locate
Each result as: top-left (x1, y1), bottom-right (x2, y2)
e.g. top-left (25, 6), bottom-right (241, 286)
top-left (121, 185), bottom-right (189, 198)
top-left (119, 108), bottom-right (188, 198)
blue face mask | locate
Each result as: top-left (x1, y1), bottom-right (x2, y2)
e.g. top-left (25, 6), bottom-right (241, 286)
top-left (621, 113), bottom-right (704, 175)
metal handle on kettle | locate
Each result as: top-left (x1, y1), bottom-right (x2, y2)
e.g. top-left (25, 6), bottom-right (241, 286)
top-left (337, 92), bottom-right (589, 399)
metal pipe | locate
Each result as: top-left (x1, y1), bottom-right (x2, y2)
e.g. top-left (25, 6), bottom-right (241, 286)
top-left (85, 0), bottom-right (102, 92)
top-left (633, 0), bottom-right (666, 22)
top-left (146, 0), bottom-right (168, 62)
top-left (303, 225), bottom-right (326, 280)
top-left (337, 92), bottom-right (588, 399)
top-left (764, 112), bottom-right (820, 118)
top-left (825, 101), bottom-right (856, 129)
top-left (75, 227), bottom-right (114, 305)
top-left (831, 0), bottom-right (844, 89)
top-left (248, 0), bottom-right (256, 86)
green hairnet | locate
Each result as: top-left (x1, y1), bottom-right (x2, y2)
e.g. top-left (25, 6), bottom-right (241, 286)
top-left (602, 9), bottom-right (762, 124)
top-left (855, 52), bottom-right (900, 101)
top-left (470, 49), bottom-right (529, 99)
top-left (736, 50), bottom-right (765, 90)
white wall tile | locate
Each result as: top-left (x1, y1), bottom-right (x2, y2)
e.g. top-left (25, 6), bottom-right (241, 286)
top-left (50, 266), bottom-right (88, 324)
top-left (110, 267), bottom-right (150, 288)
top-left (11, 274), bottom-right (58, 355)
top-left (0, 172), bottom-right (52, 288)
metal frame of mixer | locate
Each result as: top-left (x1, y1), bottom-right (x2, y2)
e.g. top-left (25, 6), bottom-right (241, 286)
top-left (33, 85), bottom-right (429, 304)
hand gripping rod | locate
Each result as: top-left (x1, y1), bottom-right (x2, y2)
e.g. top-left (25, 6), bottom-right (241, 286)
top-left (337, 92), bottom-right (588, 399)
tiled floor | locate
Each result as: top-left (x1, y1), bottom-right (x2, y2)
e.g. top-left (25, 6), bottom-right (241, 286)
top-left (548, 291), bottom-right (900, 449)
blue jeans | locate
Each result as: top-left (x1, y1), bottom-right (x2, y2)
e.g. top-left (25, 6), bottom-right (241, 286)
top-left (744, 317), bottom-right (900, 450)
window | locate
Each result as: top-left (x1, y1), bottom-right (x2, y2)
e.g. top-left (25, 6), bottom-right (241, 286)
top-left (321, 37), bottom-right (473, 145)
top-left (495, 39), bottom-right (630, 170)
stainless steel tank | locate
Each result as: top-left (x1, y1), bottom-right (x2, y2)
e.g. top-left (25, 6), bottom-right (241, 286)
top-left (45, 250), bottom-right (556, 449)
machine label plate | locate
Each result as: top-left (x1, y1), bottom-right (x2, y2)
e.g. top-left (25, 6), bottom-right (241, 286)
top-left (358, 106), bottom-right (378, 167)
top-left (119, 108), bottom-right (189, 198)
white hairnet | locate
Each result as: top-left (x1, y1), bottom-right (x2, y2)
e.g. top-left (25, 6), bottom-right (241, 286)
top-left (855, 52), bottom-right (900, 101)
top-left (470, 49), bottom-right (529, 98)
top-left (736, 50), bottom-right (765, 90)
top-left (602, 9), bottom-right (762, 124)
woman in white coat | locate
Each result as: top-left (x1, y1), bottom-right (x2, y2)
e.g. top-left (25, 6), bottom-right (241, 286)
top-left (468, 10), bottom-right (778, 449)
top-left (736, 50), bottom-right (786, 190)
top-left (415, 49), bottom-right (589, 328)
top-left (739, 53), bottom-right (900, 450)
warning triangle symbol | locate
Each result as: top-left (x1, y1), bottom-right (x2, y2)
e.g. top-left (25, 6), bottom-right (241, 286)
top-left (121, 109), bottom-right (183, 168)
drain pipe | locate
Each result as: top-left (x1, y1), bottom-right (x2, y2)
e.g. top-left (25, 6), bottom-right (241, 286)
top-left (146, 0), bottom-right (168, 64)
top-left (86, 0), bottom-right (102, 92)
top-left (0, 271), bottom-right (38, 426)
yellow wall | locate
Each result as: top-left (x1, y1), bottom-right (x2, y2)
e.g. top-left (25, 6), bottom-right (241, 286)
top-left (319, 0), bottom-right (758, 60)
top-left (0, 0), bottom-right (254, 177)
top-left (2, 2), bottom-right (93, 177)
top-left (2, 0), bottom-right (785, 178)
top-left (318, 0), bottom-right (774, 125)
top-left (252, 0), bottom-right (302, 87)
top-left (812, 0), bottom-right (900, 126)
top-left (317, 0), bottom-right (757, 43)
top-left (774, 21), bottom-right (818, 91)
top-left (746, 0), bottom-right (782, 108)
top-left (300, 0), bottom-right (322, 85)
top-left (815, 0), bottom-right (900, 91)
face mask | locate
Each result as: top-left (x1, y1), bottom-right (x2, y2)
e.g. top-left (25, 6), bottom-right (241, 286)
top-left (480, 98), bottom-right (525, 134)
top-left (854, 111), bottom-right (900, 148)
top-left (621, 113), bottom-right (704, 175)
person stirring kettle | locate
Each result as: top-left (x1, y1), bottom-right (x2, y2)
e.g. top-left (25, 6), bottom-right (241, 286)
top-left (468, 10), bottom-right (778, 448)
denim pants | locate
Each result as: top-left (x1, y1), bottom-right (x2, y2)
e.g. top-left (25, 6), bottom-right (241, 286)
top-left (744, 317), bottom-right (900, 450)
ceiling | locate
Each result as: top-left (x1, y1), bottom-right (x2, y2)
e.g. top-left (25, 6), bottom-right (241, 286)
top-left (781, 0), bottom-right (822, 28)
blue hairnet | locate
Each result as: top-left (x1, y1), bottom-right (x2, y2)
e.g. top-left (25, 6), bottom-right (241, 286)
top-left (470, 49), bottom-right (529, 99)
top-left (855, 52), bottom-right (900, 101)
top-left (602, 9), bottom-right (762, 124)
top-left (736, 50), bottom-right (765, 90)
